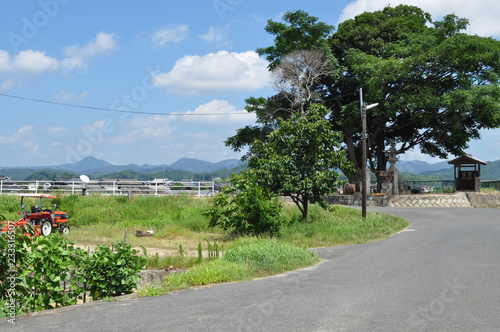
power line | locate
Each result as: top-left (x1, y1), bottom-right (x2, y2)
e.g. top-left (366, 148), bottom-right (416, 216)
top-left (0, 89), bottom-right (362, 117)
top-left (0, 93), bottom-right (250, 116)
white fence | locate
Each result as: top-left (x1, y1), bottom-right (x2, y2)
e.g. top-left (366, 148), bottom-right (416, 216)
top-left (0, 180), bottom-right (217, 197)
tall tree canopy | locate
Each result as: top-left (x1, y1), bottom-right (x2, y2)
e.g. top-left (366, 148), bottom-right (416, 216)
top-left (227, 5), bottom-right (500, 185)
top-left (249, 104), bottom-right (350, 221)
top-left (329, 5), bottom-right (500, 183)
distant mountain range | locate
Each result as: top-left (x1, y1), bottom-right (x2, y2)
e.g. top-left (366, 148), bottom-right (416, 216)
top-left (1, 156), bottom-right (499, 181)
top-left (393, 160), bottom-right (451, 174)
top-left (0, 156), bottom-right (247, 180)
top-left (395, 159), bottom-right (500, 180)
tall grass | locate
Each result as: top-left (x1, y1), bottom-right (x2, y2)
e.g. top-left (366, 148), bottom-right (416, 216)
top-left (279, 204), bottom-right (409, 248)
top-left (224, 237), bottom-right (319, 275)
top-left (0, 194), bottom-right (409, 270)
top-left (0, 194), bottom-right (226, 255)
top-left (140, 238), bottom-right (320, 296)
top-left (61, 195), bottom-right (211, 231)
top-left (57, 195), bottom-right (223, 249)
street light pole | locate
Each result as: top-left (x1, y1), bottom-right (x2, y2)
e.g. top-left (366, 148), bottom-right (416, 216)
top-left (360, 88), bottom-right (378, 219)
top-left (361, 90), bottom-right (367, 218)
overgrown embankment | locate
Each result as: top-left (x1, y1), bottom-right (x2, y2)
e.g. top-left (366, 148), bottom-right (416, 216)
top-left (1, 194), bottom-right (409, 302)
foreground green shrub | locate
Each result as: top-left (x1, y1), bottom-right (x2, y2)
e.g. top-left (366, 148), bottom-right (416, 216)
top-left (23, 235), bottom-right (82, 311)
top-left (0, 225), bottom-right (77, 315)
top-left (0, 223), bottom-right (37, 318)
top-left (0, 230), bottom-right (146, 317)
top-left (206, 172), bottom-right (286, 236)
top-left (86, 241), bottom-right (147, 299)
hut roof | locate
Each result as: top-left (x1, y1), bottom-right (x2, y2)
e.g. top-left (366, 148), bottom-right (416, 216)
top-left (448, 154), bottom-right (486, 166)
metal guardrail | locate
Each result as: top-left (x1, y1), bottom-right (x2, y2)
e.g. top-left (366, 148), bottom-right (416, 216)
top-left (481, 180), bottom-right (500, 191)
top-left (0, 180), bottom-right (217, 197)
top-left (404, 180), bottom-right (455, 193)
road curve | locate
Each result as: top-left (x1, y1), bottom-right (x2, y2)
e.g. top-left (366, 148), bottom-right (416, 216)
top-left (4, 207), bottom-right (500, 331)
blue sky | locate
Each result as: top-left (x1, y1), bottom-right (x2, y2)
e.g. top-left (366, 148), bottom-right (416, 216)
top-left (1, 0), bottom-right (500, 167)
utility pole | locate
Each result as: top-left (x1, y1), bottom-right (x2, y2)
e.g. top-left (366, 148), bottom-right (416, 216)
top-left (360, 88), bottom-right (378, 219)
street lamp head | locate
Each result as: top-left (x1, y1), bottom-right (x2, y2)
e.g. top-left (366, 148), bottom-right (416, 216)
top-left (363, 103), bottom-right (379, 111)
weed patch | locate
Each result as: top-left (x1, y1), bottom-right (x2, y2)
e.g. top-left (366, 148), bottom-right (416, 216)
top-left (139, 238), bottom-right (319, 296)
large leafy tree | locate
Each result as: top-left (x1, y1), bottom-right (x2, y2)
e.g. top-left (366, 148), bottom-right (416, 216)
top-left (228, 6), bottom-right (500, 186)
top-left (256, 10), bottom-right (336, 69)
top-left (329, 5), bottom-right (500, 183)
top-left (226, 10), bottom-right (336, 161)
top-left (249, 104), bottom-right (351, 221)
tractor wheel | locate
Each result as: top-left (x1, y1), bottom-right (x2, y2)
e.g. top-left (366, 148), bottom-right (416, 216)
top-left (59, 224), bottom-right (70, 235)
top-left (40, 219), bottom-right (53, 236)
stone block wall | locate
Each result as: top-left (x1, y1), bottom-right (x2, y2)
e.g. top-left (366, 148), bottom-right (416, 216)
top-left (324, 192), bottom-right (500, 208)
top-left (387, 193), bottom-right (472, 208)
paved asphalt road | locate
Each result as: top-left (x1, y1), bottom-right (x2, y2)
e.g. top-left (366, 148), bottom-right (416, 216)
top-left (3, 208), bottom-right (500, 331)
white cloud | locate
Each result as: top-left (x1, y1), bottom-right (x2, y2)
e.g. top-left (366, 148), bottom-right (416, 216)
top-left (0, 32), bottom-right (118, 80)
top-left (0, 50), bottom-right (10, 71)
top-left (199, 25), bottom-right (233, 48)
top-left (152, 50), bottom-right (270, 94)
top-left (45, 126), bottom-right (70, 136)
top-left (64, 32), bottom-right (118, 60)
top-left (398, 149), bottom-right (446, 164)
top-left (54, 90), bottom-right (89, 102)
top-left (0, 126), bottom-right (34, 146)
top-left (338, 0), bottom-right (500, 37)
top-left (182, 99), bottom-right (256, 124)
top-left (60, 57), bottom-right (85, 71)
top-left (150, 25), bottom-right (189, 47)
top-left (110, 115), bottom-right (177, 144)
top-left (0, 49), bottom-right (59, 74)
top-left (13, 50), bottom-right (59, 73)
top-left (122, 115), bottom-right (175, 129)
top-left (200, 26), bottom-right (225, 44)
top-left (0, 79), bottom-right (14, 91)
top-left (63, 32), bottom-right (118, 71)
top-left (108, 100), bottom-right (255, 148)
top-left (80, 120), bottom-right (110, 134)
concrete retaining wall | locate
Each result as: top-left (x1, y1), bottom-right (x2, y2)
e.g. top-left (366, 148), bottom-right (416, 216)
top-left (325, 192), bottom-right (500, 208)
top-left (387, 193), bottom-right (471, 208)
top-left (138, 269), bottom-right (186, 287)
top-left (466, 193), bottom-right (500, 208)
top-left (323, 194), bottom-right (390, 207)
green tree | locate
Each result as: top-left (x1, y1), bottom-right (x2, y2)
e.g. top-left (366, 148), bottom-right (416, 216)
top-left (225, 95), bottom-right (294, 161)
top-left (206, 171), bottom-right (285, 236)
top-left (249, 104), bottom-right (351, 221)
top-left (256, 10), bottom-right (336, 70)
top-left (229, 6), bottom-right (500, 187)
top-left (328, 5), bottom-right (500, 184)
top-left (226, 10), bottom-right (337, 161)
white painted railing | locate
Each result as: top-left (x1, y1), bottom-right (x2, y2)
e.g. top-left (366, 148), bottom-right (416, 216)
top-left (0, 180), bottom-right (217, 197)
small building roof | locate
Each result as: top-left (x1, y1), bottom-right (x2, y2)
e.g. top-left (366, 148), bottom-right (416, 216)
top-left (448, 154), bottom-right (486, 166)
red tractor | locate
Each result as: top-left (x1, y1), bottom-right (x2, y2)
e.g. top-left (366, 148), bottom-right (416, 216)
top-left (1, 194), bottom-right (70, 237)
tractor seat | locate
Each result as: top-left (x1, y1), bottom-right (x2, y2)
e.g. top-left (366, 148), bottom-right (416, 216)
top-left (31, 206), bottom-right (40, 213)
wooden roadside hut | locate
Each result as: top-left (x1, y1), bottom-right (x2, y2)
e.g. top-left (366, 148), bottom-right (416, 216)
top-left (448, 154), bottom-right (486, 192)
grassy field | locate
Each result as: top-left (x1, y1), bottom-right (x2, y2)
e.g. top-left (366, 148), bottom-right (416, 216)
top-left (0, 194), bottom-right (408, 259)
top-left (1, 194), bottom-right (409, 295)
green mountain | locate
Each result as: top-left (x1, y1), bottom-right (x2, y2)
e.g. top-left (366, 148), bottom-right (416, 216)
top-left (420, 159), bottom-right (500, 180)
top-left (2, 157), bottom-right (498, 182)
top-left (0, 157), bottom-right (247, 181)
